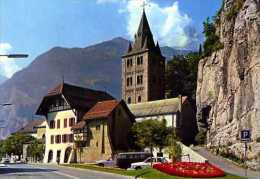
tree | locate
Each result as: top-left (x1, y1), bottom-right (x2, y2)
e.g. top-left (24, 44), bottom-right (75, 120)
top-left (203, 18), bottom-right (223, 56)
top-left (165, 131), bottom-right (182, 163)
top-left (131, 119), bottom-right (171, 165)
top-left (2, 133), bottom-right (35, 159)
top-left (165, 53), bottom-right (201, 100)
top-left (27, 139), bottom-right (45, 162)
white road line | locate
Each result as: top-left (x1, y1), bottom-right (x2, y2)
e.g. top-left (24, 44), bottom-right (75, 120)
top-left (53, 171), bottom-right (81, 179)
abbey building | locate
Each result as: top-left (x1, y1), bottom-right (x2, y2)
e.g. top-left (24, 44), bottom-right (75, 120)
top-left (122, 10), bottom-right (165, 104)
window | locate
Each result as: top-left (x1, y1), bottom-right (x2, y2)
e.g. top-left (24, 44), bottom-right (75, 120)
top-left (127, 58), bottom-right (132, 67)
top-left (50, 120), bottom-right (55, 129)
top-left (69, 118), bottom-right (75, 127)
top-left (127, 97), bottom-right (131, 104)
top-left (137, 75), bottom-right (143, 85)
top-left (69, 134), bottom-right (74, 142)
top-left (127, 77), bottom-right (133, 86)
top-left (57, 119), bottom-right (60, 129)
top-left (51, 135), bottom-right (54, 144)
top-left (64, 118), bottom-right (67, 128)
top-left (138, 96), bottom-right (142, 103)
top-left (55, 135), bottom-right (61, 144)
top-left (96, 141), bottom-right (98, 147)
top-left (137, 56), bottom-right (143, 65)
top-left (96, 125), bottom-right (100, 131)
top-left (62, 134), bottom-right (67, 143)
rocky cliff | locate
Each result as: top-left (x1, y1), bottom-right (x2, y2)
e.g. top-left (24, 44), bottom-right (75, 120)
top-left (196, 0), bottom-right (260, 164)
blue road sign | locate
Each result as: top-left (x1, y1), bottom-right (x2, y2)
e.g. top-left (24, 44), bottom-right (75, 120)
top-left (241, 130), bottom-right (251, 142)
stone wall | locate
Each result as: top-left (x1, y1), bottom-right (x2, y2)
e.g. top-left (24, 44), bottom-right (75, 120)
top-left (196, 0), bottom-right (260, 162)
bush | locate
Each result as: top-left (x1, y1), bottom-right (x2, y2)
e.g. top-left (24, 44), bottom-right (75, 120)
top-left (225, 0), bottom-right (245, 20)
top-left (165, 141), bottom-right (182, 162)
top-left (203, 18), bottom-right (224, 57)
top-left (195, 131), bottom-right (207, 145)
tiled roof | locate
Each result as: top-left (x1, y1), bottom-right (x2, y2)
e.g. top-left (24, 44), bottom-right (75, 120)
top-left (36, 83), bottom-right (114, 116)
top-left (83, 100), bottom-right (120, 120)
top-left (128, 97), bottom-right (187, 117)
top-left (16, 119), bottom-right (45, 134)
top-left (71, 121), bottom-right (86, 130)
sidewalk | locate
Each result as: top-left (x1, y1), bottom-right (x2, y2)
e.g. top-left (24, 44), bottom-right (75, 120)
top-left (194, 147), bottom-right (260, 179)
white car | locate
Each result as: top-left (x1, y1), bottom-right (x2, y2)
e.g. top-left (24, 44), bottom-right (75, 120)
top-left (130, 157), bottom-right (169, 170)
top-left (95, 159), bottom-right (115, 167)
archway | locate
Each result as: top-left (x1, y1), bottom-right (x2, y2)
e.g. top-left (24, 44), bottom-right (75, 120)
top-left (48, 150), bottom-right (53, 163)
top-left (64, 147), bottom-right (72, 163)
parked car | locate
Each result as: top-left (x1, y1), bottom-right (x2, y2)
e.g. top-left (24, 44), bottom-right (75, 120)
top-left (130, 157), bottom-right (169, 170)
top-left (116, 152), bottom-right (152, 169)
top-left (1, 158), bottom-right (10, 164)
top-left (95, 158), bottom-right (115, 167)
top-left (0, 164), bottom-right (6, 167)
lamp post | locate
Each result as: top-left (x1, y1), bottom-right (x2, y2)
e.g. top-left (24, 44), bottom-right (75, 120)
top-left (0, 54), bottom-right (28, 58)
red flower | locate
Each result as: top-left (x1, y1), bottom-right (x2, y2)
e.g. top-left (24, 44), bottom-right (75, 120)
top-left (153, 162), bottom-right (225, 178)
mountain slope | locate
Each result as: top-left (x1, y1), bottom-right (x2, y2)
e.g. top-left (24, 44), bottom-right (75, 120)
top-left (0, 37), bottom-right (188, 138)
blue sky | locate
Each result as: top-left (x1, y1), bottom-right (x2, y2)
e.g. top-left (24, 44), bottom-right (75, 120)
top-left (0, 0), bottom-right (222, 78)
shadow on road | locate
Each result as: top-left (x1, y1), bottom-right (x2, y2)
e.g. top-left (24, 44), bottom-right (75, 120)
top-left (0, 167), bottom-right (56, 175)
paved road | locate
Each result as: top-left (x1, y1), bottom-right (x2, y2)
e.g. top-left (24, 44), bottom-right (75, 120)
top-left (194, 147), bottom-right (260, 179)
top-left (0, 164), bottom-right (131, 179)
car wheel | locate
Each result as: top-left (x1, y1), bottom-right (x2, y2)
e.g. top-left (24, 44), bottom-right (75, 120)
top-left (97, 163), bottom-right (104, 167)
top-left (135, 166), bottom-right (142, 170)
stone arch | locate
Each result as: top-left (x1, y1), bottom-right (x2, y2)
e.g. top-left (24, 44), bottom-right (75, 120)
top-left (64, 147), bottom-right (72, 163)
top-left (48, 150), bottom-right (53, 163)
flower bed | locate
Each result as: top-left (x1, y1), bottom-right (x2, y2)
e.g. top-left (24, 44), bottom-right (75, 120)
top-left (153, 162), bottom-right (225, 178)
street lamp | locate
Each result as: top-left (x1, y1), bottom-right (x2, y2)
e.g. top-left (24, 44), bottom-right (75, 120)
top-left (0, 54), bottom-right (29, 58)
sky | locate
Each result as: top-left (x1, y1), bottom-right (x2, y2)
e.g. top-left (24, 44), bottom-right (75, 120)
top-left (0, 0), bottom-right (222, 78)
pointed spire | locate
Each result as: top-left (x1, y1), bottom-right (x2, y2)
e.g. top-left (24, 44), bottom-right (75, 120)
top-left (137, 9), bottom-right (152, 37)
top-left (127, 42), bottom-right (132, 52)
top-left (155, 41), bottom-right (162, 55)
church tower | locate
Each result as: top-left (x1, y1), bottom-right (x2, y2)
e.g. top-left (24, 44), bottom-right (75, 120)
top-left (122, 10), bottom-right (165, 104)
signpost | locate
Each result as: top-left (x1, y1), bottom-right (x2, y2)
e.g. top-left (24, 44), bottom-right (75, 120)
top-left (240, 129), bottom-right (251, 179)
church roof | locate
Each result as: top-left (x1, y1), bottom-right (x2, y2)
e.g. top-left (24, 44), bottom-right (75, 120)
top-left (128, 97), bottom-right (187, 118)
top-left (123, 10), bottom-right (163, 57)
top-left (36, 83), bottom-right (114, 116)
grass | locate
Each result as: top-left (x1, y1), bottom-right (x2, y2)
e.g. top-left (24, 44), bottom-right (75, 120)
top-left (62, 164), bottom-right (245, 179)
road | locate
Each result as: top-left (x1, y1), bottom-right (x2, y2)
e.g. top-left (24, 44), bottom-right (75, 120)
top-left (194, 147), bottom-right (260, 179)
top-left (0, 164), bottom-right (131, 179)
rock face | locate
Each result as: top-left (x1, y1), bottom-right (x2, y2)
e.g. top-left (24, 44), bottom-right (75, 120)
top-left (196, 0), bottom-right (260, 160)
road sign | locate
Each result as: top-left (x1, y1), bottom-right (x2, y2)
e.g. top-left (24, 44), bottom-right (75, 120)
top-left (240, 130), bottom-right (251, 142)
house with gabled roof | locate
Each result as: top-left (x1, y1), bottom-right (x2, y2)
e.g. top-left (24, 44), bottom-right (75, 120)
top-left (71, 99), bottom-right (135, 163)
top-left (36, 82), bottom-right (114, 164)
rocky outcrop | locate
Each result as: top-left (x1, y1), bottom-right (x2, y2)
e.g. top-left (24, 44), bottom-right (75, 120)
top-left (196, 0), bottom-right (260, 162)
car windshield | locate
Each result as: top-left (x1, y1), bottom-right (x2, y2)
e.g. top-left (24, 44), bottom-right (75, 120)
top-left (144, 158), bottom-right (155, 163)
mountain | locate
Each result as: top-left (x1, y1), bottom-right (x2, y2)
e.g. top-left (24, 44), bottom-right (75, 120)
top-left (0, 75), bottom-right (7, 84)
top-left (196, 0), bottom-right (260, 168)
top-left (0, 37), bottom-right (189, 138)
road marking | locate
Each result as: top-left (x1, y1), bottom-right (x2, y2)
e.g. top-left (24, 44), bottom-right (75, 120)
top-left (53, 171), bottom-right (81, 179)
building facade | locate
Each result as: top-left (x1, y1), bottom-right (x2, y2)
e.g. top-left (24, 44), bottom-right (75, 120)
top-left (36, 83), bottom-right (113, 164)
top-left (128, 97), bottom-right (197, 145)
top-left (122, 10), bottom-right (165, 104)
top-left (72, 100), bottom-right (135, 163)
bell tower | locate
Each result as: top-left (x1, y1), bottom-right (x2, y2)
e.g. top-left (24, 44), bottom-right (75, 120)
top-left (122, 10), bottom-right (165, 104)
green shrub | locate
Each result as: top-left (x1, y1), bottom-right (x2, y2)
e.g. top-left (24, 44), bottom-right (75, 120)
top-left (225, 0), bottom-right (245, 20)
top-left (203, 18), bottom-right (224, 57)
top-left (195, 131), bottom-right (207, 145)
top-left (165, 141), bottom-right (182, 162)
